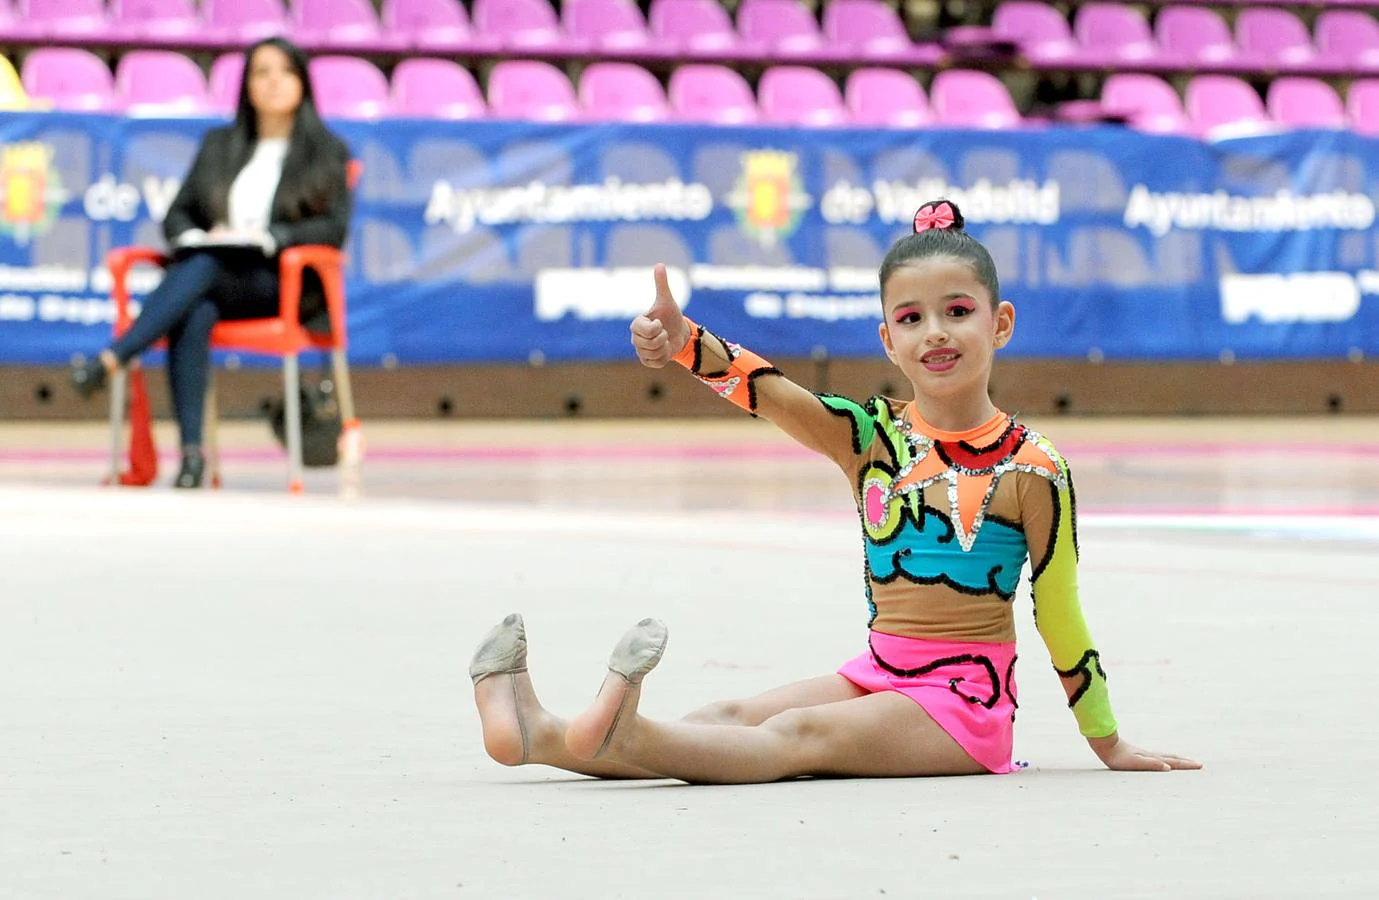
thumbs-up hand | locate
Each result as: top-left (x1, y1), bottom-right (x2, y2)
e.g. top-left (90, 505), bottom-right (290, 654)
top-left (630, 263), bottom-right (691, 369)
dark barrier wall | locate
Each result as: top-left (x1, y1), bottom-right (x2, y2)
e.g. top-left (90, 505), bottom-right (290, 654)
top-left (0, 112), bottom-right (1377, 372)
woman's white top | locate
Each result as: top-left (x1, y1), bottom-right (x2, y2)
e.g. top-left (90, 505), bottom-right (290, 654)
top-left (226, 137), bottom-right (290, 236)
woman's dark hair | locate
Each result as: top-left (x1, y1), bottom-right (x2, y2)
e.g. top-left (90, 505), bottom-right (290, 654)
top-left (209, 37), bottom-right (344, 224)
top-left (877, 200), bottom-right (1001, 305)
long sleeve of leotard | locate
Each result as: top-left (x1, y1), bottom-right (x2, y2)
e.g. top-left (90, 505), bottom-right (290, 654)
top-left (670, 318), bottom-right (866, 468)
top-left (1019, 439), bottom-right (1118, 739)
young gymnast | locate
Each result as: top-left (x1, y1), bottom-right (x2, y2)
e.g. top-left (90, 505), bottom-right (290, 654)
top-left (470, 200), bottom-right (1200, 783)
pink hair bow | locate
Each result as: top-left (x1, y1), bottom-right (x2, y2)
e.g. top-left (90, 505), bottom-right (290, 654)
top-left (913, 202), bottom-right (956, 234)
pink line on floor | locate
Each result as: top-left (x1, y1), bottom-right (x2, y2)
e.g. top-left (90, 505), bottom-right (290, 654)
top-left (2, 438), bottom-right (1376, 465)
top-left (1090, 504), bottom-right (1379, 516)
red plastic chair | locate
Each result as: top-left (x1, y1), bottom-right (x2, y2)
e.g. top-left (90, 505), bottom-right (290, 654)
top-left (104, 161), bottom-right (363, 493)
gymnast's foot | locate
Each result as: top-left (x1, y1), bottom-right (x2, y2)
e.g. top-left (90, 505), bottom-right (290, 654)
top-left (471, 613), bottom-right (546, 766)
top-left (565, 618), bottom-right (668, 761)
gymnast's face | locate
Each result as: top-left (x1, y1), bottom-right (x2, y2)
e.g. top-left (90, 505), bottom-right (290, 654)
top-left (877, 257), bottom-right (1014, 402)
top-left (247, 45), bottom-right (304, 123)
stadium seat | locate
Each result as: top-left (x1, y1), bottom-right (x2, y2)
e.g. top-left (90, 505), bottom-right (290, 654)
top-left (14, 0), bottom-right (107, 38)
top-left (487, 59), bottom-right (580, 121)
top-left (473, 0), bottom-right (575, 51)
top-left (1314, 11), bottom-right (1379, 71)
top-left (391, 58), bottom-right (486, 119)
top-left (649, 0), bottom-right (754, 56)
top-left (1347, 80), bottom-right (1379, 135)
top-left (758, 66), bottom-right (847, 127)
top-left (737, 0), bottom-right (826, 58)
top-left (666, 63), bottom-right (758, 124)
top-left (1155, 6), bottom-right (1239, 66)
top-left (845, 68), bottom-right (932, 128)
top-left (204, 0), bottom-right (290, 43)
top-left (308, 56), bottom-right (391, 119)
top-left (292, 0), bottom-right (407, 51)
top-left (21, 46), bottom-right (115, 111)
top-left (114, 49), bottom-right (212, 114)
top-left (991, 2), bottom-right (1079, 64)
top-left (1235, 8), bottom-right (1317, 69)
top-left (109, 0), bottom-right (202, 42)
top-left (1073, 3), bottom-right (1158, 65)
top-left (383, 0), bottom-right (499, 53)
top-left (1266, 77), bottom-right (1346, 128)
top-left (930, 69), bottom-right (1022, 129)
top-left (579, 61), bottom-right (669, 122)
top-left (208, 52), bottom-right (243, 114)
top-left (563, 0), bottom-right (666, 53)
top-left (1185, 75), bottom-right (1273, 137)
top-left (822, 0), bottom-right (912, 59)
top-left (1101, 73), bottom-right (1190, 134)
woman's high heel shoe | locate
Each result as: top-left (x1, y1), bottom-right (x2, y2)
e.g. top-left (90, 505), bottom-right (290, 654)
top-left (174, 447), bottom-right (205, 489)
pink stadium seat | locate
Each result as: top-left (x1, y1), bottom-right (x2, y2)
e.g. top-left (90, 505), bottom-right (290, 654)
top-left (564, 0), bottom-right (664, 52)
top-left (473, 0), bottom-right (575, 50)
top-left (208, 52), bottom-right (243, 114)
top-left (384, 0), bottom-right (500, 52)
top-left (1266, 77), bottom-right (1346, 128)
top-left (109, 0), bottom-right (202, 42)
top-left (1235, 8), bottom-right (1317, 69)
top-left (650, 0), bottom-right (749, 55)
top-left (666, 64), bottom-right (758, 124)
top-left (1347, 80), bottom-right (1379, 135)
top-left (579, 62), bottom-right (669, 122)
top-left (758, 65), bottom-right (846, 127)
top-left (308, 56), bottom-right (390, 119)
top-left (114, 49), bottom-right (211, 113)
top-left (292, 0), bottom-right (407, 51)
top-left (822, 0), bottom-right (912, 58)
top-left (204, 0), bottom-right (289, 43)
top-left (1073, 3), bottom-right (1157, 64)
top-left (845, 68), bottom-right (932, 128)
top-left (17, 0), bottom-right (107, 38)
top-left (1185, 75), bottom-right (1273, 137)
top-left (487, 59), bottom-right (580, 122)
top-left (391, 58), bottom-right (486, 119)
top-left (738, 0), bottom-right (826, 57)
top-left (1155, 6), bottom-right (1238, 65)
top-left (929, 69), bottom-right (1022, 129)
top-left (991, 2), bottom-right (1079, 63)
top-left (1314, 11), bottom-right (1379, 69)
top-left (21, 47), bottom-right (115, 111)
top-left (1101, 73), bottom-right (1189, 134)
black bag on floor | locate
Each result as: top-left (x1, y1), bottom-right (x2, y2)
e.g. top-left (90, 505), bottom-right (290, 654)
top-left (265, 377), bottom-right (342, 468)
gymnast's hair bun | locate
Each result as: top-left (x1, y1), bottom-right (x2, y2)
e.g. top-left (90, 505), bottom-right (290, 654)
top-left (912, 200), bottom-right (966, 234)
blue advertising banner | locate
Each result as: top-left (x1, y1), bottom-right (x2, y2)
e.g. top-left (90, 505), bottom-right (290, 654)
top-left (0, 111), bottom-right (1376, 365)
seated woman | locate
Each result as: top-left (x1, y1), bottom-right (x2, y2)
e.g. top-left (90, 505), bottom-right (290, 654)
top-left (72, 37), bottom-right (352, 488)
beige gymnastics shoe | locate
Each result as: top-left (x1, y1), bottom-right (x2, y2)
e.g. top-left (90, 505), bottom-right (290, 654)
top-left (607, 618), bottom-right (668, 684)
top-left (469, 613), bottom-right (528, 685)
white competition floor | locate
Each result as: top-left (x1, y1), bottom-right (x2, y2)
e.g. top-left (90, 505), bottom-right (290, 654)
top-left (2, 417), bottom-right (1377, 899)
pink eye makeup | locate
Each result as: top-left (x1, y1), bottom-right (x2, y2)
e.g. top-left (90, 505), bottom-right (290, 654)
top-left (891, 305), bottom-right (920, 323)
top-left (946, 299), bottom-right (977, 315)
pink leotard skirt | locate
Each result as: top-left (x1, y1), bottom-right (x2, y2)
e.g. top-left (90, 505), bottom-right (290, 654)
top-left (837, 630), bottom-right (1019, 774)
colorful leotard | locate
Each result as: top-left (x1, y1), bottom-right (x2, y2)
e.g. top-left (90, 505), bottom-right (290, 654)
top-left (672, 319), bottom-right (1117, 771)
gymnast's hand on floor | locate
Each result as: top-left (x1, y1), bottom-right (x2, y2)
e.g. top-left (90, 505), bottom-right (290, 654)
top-left (630, 263), bottom-right (692, 369)
top-left (1088, 732), bottom-right (1202, 772)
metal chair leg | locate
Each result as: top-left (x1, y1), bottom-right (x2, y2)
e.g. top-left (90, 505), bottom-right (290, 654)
top-left (204, 371), bottom-right (222, 489)
top-left (330, 348), bottom-right (363, 497)
top-left (283, 354), bottom-right (304, 493)
top-left (330, 348), bottom-right (357, 424)
top-left (107, 368), bottom-right (127, 486)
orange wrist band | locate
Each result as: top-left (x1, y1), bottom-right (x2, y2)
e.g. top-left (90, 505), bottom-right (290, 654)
top-left (672, 317), bottom-right (780, 414)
